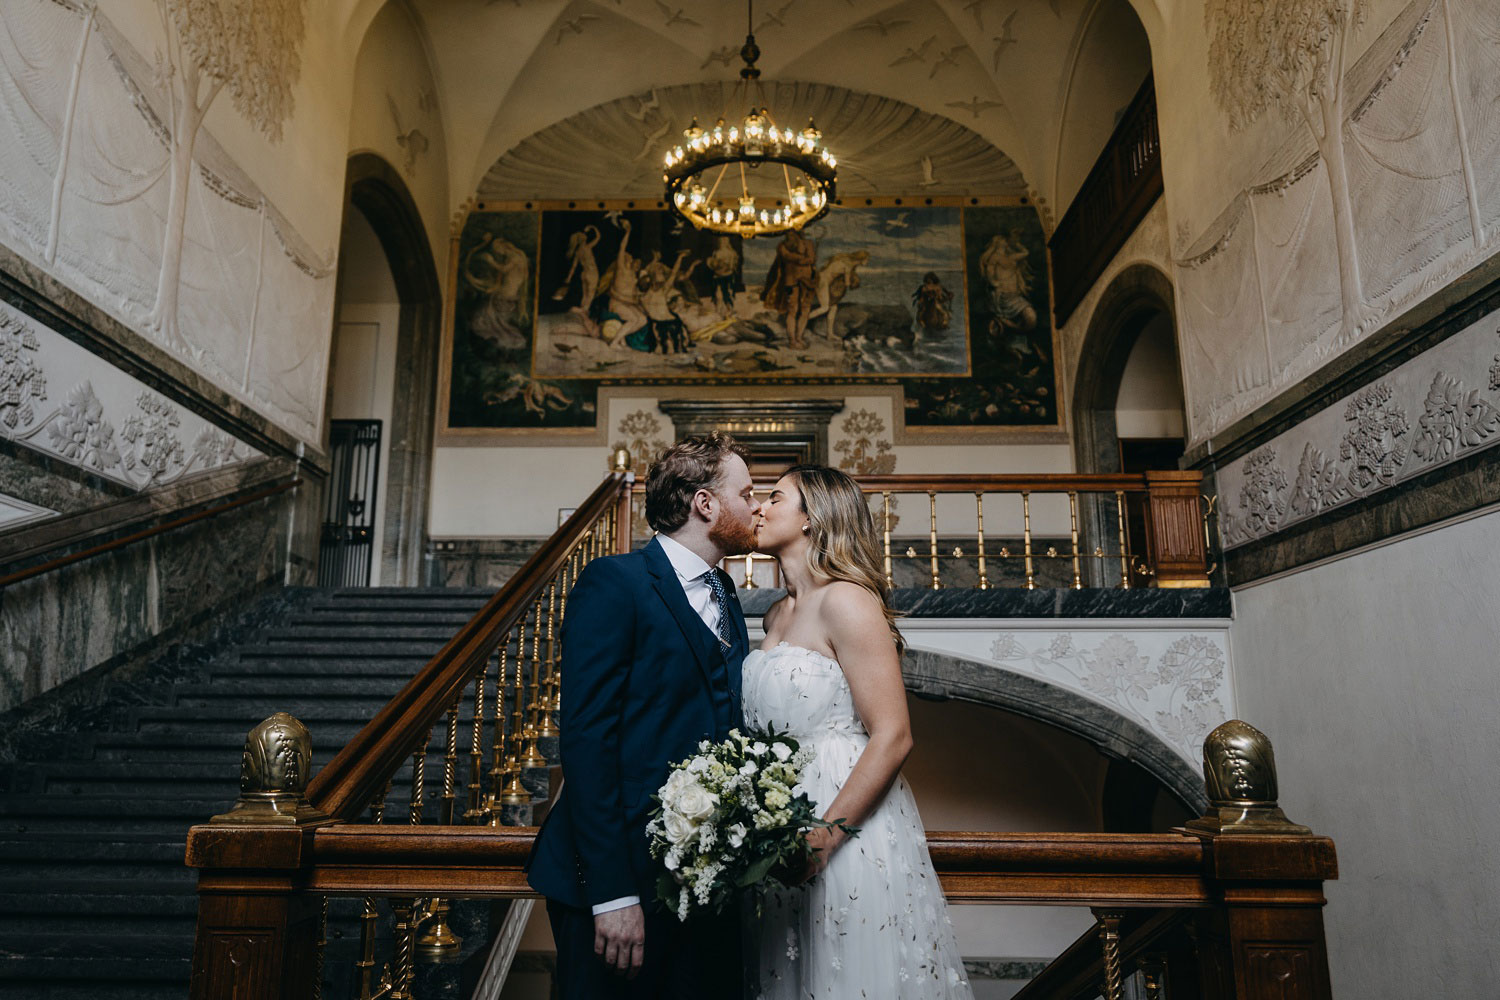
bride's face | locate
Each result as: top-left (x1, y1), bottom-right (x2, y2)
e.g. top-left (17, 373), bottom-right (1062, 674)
top-left (754, 474), bottom-right (810, 556)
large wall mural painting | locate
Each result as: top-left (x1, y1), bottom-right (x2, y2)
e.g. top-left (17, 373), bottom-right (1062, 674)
top-left (442, 204), bottom-right (1056, 435)
top-left (1179, 0), bottom-right (1500, 444)
top-left (0, 0), bottom-right (331, 444)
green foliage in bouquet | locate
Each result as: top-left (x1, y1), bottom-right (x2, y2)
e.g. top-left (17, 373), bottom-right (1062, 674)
top-left (647, 725), bottom-right (859, 921)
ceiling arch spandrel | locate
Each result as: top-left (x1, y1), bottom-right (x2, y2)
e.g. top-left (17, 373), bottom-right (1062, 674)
top-left (477, 82), bottom-right (1028, 202)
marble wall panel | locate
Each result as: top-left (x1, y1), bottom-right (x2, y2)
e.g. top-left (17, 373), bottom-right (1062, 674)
top-left (0, 444), bottom-right (126, 517)
top-left (1214, 299), bottom-right (1500, 549)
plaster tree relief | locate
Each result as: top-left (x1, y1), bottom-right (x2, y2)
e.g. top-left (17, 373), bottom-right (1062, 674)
top-left (0, 302), bottom-right (260, 492)
top-left (611, 408), bottom-right (670, 539)
top-left (982, 630), bottom-right (1232, 769)
top-left (0, 1), bottom-right (333, 443)
top-left (1178, 0), bottom-right (1500, 443)
top-left (832, 407), bottom-right (900, 529)
top-left (1214, 305), bottom-right (1500, 547)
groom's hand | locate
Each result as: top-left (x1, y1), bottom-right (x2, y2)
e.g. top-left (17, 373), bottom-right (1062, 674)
top-left (594, 904), bottom-right (646, 979)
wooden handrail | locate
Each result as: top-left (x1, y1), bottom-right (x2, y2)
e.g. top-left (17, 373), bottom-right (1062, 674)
top-left (305, 470), bottom-right (632, 821)
top-left (0, 477), bottom-right (301, 588)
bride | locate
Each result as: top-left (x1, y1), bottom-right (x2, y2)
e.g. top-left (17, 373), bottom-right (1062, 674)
top-left (744, 465), bottom-right (973, 999)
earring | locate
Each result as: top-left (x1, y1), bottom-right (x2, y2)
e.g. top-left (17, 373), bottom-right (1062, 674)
top-left (802, 524), bottom-right (811, 534)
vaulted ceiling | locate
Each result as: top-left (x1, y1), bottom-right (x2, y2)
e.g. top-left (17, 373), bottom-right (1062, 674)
top-left (347, 0), bottom-right (1152, 223)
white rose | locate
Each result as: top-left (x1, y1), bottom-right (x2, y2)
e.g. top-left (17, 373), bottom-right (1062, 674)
top-left (771, 742), bottom-right (792, 761)
top-left (749, 741), bottom-right (768, 756)
top-left (687, 757), bottom-right (709, 775)
top-left (663, 809), bottom-right (697, 844)
top-left (739, 761), bottom-right (758, 776)
top-left (661, 769), bottom-right (696, 808)
top-left (727, 823), bottom-right (748, 848)
top-left (676, 783), bottom-right (718, 822)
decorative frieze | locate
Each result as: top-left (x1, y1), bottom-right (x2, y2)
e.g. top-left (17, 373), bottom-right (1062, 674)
top-left (0, 300), bottom-right (261, 494)
top-left (1217, 308), bottom-right (1500, 548)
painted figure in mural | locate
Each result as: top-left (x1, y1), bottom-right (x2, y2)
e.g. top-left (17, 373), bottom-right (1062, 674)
top-left (911, 271), bottom-right (954, 342)
top-left (979, 227), bottom-right (1036, 334)
top-left (706, 236), bottom-right (742, 316)
top-left (464, 232), bottom-right (532, 350)
top-left (761, 227), bottom-right (819, 349)
top-left (807, 249), bottom-right (871, 341)
top-left (631, 249), bottom-right (695, 354)
top-left (593, 219), bottom-right (650, 347)
top-left (554, 225), bottom-right (602, 333)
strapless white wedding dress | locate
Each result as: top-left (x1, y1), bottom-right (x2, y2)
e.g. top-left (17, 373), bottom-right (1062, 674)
top-left (741, 642), bottom-right (974, 999)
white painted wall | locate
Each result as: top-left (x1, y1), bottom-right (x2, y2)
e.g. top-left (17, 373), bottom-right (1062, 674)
top-left (1114, 312), bottom-right (1184, 440)
top-left (330, 210), bottom-right (399, 585)
top-left (1230, 508), bottom-right (1500, 999)
top-left (1053, 0), bottom-right (1152, 209)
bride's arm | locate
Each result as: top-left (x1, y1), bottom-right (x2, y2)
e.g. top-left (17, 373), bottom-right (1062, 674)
top-left (803, 583), bottom-right (912, 873)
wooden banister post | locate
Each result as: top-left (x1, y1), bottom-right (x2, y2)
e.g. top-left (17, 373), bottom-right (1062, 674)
top-left (1143, 470), bottom-right (1211, 587)
top-left (185, 714), bottom-right (336, 1000)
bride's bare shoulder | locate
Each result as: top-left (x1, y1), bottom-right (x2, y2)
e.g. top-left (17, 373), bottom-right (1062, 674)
top-left (817, 581), bottom-right (884, 626)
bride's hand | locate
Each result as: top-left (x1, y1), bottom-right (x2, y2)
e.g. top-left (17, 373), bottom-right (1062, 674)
top-left (796, 825), bottom-right (844, 885)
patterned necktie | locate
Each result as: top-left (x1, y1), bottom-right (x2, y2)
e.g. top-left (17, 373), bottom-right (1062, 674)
top-left (703, 569), bottom-right (735, 648)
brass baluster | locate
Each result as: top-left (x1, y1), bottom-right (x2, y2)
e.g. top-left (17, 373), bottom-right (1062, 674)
top-left (355, 897), bottom-right (381, 998)
top-left (369, 778), bottom-right (391, 824)
top-left (312, 895), bottom-right (328, 1000)
top-left (927, 490), bottom-right (941, 590)
top-left (440, 699), bottom-right (460, 825)
top-left (741, 550), bottom-right (757, 589)
top-left (518, 610), bottom-right (547, 769)
top-left (496, 626), bottom-right (531, 810)
top-left (974, 492), bottom-right (989, 590)
top-left (1021, 491), bottom-right (1036, 590)
top-left (526, 599), bottom-right (548, 748)
top-left (537, 583), bottom-right (560, 738)
top-left (409, 729), bottom-right (431, 825)
top-left (417, 701), bottom-right (465, 959)
top-left (389, 899), bottom-right (417, 1000)
top-left (463, 666), bottom-right (488, 823)
top-left (550, 552), bottom-right (577, 714)
top-left (1068, 491), bottom-right (1083, 590)
top-left (1095, 910), bottom-right (1125, 1000)
top-left (881, 492), bottom-right (893, 589)
top-left (1115, 490), bottom-right (1131, 589)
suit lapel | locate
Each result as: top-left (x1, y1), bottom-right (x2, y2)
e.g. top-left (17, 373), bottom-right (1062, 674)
top-left (644, 537), bottom-right (720, 689)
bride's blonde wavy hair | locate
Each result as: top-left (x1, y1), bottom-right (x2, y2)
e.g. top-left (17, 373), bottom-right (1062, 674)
top-left (784, 464), bottom-right (905, 655)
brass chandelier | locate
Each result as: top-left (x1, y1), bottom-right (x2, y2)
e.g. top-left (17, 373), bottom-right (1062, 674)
top-left (662, 1), bottom-right (837, 238)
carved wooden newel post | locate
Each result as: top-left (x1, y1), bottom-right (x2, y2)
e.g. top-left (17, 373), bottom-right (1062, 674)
top-left (1188, 720), bottom-right (1337, 1000)
top-left (1143, 470), bottom-right (1212, 587)
top-left (185, 713), bottom-right (334, 1000)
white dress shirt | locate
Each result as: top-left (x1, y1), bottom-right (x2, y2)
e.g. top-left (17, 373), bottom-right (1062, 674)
top-left (592, 533), bottom-right (723, 917)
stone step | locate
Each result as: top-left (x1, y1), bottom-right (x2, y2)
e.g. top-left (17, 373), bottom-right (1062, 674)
top-left (0, 833), bottom-right (189, 879)
top-left (237, 639), bottom-right (450, 658)
top-left (287, 610), bottom-right (479, 627)
top-left (266, 624), bottom-right (464, 642)
top-left (212, 655), bottom-right (430, 677)
top-left (173, 677), bottom-right (409, 699)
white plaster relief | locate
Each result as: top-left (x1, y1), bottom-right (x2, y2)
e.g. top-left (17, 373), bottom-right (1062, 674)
top-left (0, 493), bottom-right (58, 530)
top-left (0, 0), bottom-right (332, 444)
top-left (0, 300), bottom-right (262, 491)
top-left (1215, 304), bottom-right (1500, 548)
top-left (1177, 0), bottom-right (1500, 444)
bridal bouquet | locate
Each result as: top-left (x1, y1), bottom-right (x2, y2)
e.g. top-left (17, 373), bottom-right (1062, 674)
top-left (646, 726), bottom-right (857, 921)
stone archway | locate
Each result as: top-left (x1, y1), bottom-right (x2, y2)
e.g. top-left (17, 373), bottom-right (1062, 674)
top-left (903, 647), bottom-right (1208, 814)
top-left (339, 154), bottom-right (442, 586)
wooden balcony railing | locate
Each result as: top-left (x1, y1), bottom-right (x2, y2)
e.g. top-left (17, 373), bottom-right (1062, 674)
top-left (1048, 74), bottom-right (1162, 327)
top-left (184, 458), bottom-right (1237, 999)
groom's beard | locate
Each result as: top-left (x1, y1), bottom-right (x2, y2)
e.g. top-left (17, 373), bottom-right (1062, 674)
top-left (709, 512), bottom-right (758, 557)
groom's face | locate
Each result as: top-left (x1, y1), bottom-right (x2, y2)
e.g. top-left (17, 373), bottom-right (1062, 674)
top-left (705, 454), bottom-right (760, 556)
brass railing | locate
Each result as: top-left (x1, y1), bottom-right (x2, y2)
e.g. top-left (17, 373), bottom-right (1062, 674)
top-left (1048, 74), bottom-right (1162, 326)
top-left (184, 460), bottom-right (1227, 999)
top-left (636, 469), bottom-right (1213, 590)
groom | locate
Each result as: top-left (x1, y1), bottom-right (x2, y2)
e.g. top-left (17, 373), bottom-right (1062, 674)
top-left (527, 432), bottom-right (760, 999)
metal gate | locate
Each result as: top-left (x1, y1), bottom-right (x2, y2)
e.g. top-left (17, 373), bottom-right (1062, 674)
top-left (318, 419), bottom-right (382, 587)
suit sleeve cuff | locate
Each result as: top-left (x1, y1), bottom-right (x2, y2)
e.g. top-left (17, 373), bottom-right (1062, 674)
top-left (591, 895), bottom-right (641, 916)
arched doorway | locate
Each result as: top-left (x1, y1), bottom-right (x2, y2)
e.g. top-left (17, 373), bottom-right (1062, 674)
top-left (324, 154), bottom-right (441, 586)
top-left (1070, 264), bottom-right (1185, 584)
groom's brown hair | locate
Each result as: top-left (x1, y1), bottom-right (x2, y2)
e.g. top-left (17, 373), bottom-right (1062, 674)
top-left (644, 431), bottom-right (750, 534)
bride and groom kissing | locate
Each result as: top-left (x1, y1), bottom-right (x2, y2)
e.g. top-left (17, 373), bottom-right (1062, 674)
top-left (527, 432), bottom-right (972, 999)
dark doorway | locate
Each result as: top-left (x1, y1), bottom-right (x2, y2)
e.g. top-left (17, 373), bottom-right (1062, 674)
top-left (319, 419), bottom-right (383, 587)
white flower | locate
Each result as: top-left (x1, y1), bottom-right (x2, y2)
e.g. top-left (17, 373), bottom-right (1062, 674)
top-left (676, 783), bottom-right (718, 822)
top-left (663, 809), bottom-right (697, 843)
top-left (771, 742), bottom-right (792, 761)
top-left (661, 768), bottom-right (697, 809)
top-left (699, 739), bottom-right (712, 752)
top-left (750, 741), bottom-right (768, 756)
top-left (727, 822), bottom-right (748, 848)
top-left (739, 761), bottom-right (758, 776)
top-left (687, 756), bottom-right (710, 775)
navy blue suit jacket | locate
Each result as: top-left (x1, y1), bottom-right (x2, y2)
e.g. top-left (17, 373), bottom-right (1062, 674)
top-left (526, 536), bottom-right (749, 910)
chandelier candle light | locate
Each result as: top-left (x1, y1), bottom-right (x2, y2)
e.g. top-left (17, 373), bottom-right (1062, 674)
top-left (663, 1), bottom-right (837, 238)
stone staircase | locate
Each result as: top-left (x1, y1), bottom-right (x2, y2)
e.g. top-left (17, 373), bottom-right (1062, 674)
top-left (0, 586), bottom-right (507, 1000)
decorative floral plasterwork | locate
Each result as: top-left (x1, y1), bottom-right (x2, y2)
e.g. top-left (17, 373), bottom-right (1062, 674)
top-left (834, 408), bottom-right (896, 476)
top-left (980, 629), bottom-right (1231, 767)
top-left (120, 392), bottom-right (185, 485)
top-left (1215, 306), bottom-right (1500, 549)
top-left (612, 407), bottom-right (671, 539)
top-left (0, 312), bottom-right (47, 430)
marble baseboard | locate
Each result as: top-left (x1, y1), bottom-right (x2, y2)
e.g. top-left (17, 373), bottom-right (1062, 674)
top-left (426, 538), bottom-right (544, 589)
top-left (0, 488), bottom-right (295, 713)
top-left (740, 586), bottom-right (1230, 619)
top-left (0, 438), bottom-right (129, 516)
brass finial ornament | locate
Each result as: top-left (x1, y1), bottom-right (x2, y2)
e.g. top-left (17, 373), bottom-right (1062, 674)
top-left (211, 712), bottom-right (330, 825)
top-left (611, 447), bottom-right (632, 472)
top-left (1186, 719), bottom-right (1310, 836)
